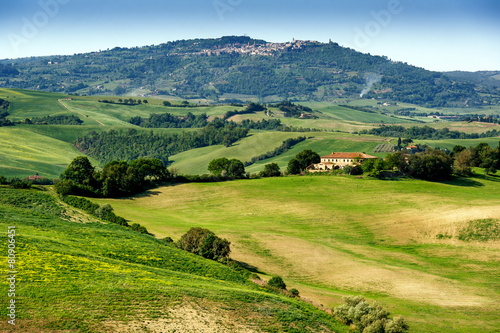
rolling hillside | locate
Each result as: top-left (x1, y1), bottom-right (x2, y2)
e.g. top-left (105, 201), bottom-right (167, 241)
top-left (93, 173), bottom-right (500, 333)
top-left (0, 186), bottom-right (349, 332)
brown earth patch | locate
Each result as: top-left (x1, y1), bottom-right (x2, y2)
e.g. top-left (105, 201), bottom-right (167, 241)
top-left (103, 304), bottom-right (259, 333)
top-left (234, 234), bottom-right (492, 308)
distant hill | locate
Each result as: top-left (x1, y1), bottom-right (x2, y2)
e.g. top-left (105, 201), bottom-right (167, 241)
top-left (0, 36), bottom-right (498, 107)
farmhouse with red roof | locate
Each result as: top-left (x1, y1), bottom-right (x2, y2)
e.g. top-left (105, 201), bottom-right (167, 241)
top-left (307, 151), bottom-right (378, 172)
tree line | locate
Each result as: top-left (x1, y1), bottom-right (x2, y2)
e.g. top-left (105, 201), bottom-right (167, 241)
top-left (360, 125), bottom-right (500, 140)
top-left (244, 136), bottom-right (306, 167)
top-left (56, 156), bottom-right (170, 198)
top-left (75, 119), bottom-right (249, 165)
top-left (130, 112), bottom-right (208, 128)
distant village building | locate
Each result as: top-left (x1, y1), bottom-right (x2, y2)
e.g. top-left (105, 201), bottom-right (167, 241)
top-left (26, 173), bottom-right (44, 181)
top-left (307, 152), bottom-right (378, 172)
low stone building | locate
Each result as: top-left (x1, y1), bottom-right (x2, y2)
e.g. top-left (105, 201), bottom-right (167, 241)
top-left (307, 152), bottom-right (378, 172)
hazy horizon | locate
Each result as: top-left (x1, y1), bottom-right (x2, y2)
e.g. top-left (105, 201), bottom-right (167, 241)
top-left (1, 0), bottom-right (499, 72)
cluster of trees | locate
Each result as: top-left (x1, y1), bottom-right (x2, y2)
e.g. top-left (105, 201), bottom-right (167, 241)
top-left (287, 150), bottom-right (320, 175)
top-left (269, 101), bottom-right (313, 117)
top-left (451, 142), bottom-right (500, 176)
top-left (207, 158), bottom-right (246, 179)
top-left (99, 98), bottom-right (148, 105)
top-left (223, 102), bottom-right (267, 120)
top-left (334, 296), bottom-right (409, 333)
top-left (130, 112), bottom-right (208, 128)
top-left (75, 120), bottom-right (249, 164)
top-left (244, 136), bottom-right (306, 167)
top-left (361, 125), bottom-right (500, 140)
top-left (28, 115), bottom-right (83, 125)
top-left (365, 142), bottom-right (499, 180)
top-left (177, 227), bottom-right (230, 261)
top-left (259, 163), bottom-right (281, 177)
top-left (56, 156), bottom-right (170, 198)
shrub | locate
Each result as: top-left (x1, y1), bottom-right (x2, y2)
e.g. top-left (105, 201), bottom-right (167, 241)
top-left (10, 181), bottom-right (32, 189)
top-left (267, 276), bottom-right (286, 290)
top-left (289, 288), bottom-right (300, 297)
top-left (333, 296), bottom-right (409, 333)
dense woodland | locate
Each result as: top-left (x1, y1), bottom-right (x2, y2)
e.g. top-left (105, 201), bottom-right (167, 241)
top-left (0, 36), bottom-right (493, 107)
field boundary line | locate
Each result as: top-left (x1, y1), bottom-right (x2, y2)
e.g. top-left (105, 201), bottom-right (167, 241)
top-left (58, 99), bottom-right (105, 126)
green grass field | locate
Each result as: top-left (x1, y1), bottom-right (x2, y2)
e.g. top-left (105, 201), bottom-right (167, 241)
top-left (0, 187), bottom-right (349, 332)
top-left (93, 174), bottom-right (500, 333)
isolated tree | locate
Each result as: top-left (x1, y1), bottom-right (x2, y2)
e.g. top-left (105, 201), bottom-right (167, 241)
top-left (208, 157), bottom-right (230, 176)
top-left (207, 158), bottom-right (245, 178)
top-left (295, 149), bottom-right (320, 170)
top-left (287, 149), bottom-right (320, 174)
top-left (260, 163), bottom-right (281, 177)
top-left (227, 159), bottom-right (245, 178)
top-left (287, 158), bottom-right (302, 175)
top-left (163, 101), bottom-right (171, 106)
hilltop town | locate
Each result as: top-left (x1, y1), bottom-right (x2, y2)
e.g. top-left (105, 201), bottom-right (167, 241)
top-left (195, 39), bottom-right (321, 56)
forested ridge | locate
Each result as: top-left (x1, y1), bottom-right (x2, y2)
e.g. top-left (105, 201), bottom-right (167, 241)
top-left (0, 36), bottom-right (493, 107)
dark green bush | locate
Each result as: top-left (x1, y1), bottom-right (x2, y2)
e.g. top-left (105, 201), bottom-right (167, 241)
top-left (268, 276), bottom-right (286, 290)
top-left (178, 227), bottom-right (231, 260)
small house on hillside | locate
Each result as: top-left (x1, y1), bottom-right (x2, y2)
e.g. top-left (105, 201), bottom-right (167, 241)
top-left (307, 151), bottom-right (378, 172)
top-left (26, 173), bottom-right (44, 181)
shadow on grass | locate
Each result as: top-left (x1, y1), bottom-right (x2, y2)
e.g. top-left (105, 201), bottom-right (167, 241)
top-left (474, 173), bottom-right (500, 183)
top-left (439, 177), bottom-right (484, 187)
top-left (233, 259), bottom-right (265, 274)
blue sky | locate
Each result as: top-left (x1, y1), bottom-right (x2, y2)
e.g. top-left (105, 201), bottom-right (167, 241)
top-left (1, 0), bottom-right (499, 71)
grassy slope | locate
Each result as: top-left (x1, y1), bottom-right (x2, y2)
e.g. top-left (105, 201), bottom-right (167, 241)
top-left (0, 187), bottom-right (348, 332)
top-left (0, 127), bottom-right (100, 178)
top-left (93, 174), bottom-right (500, 333)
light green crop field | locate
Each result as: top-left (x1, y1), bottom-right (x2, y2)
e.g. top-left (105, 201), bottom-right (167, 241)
top-left (0, 127), bottom-right (99, 178)
top-left (93, 174), bottom-right (500, 333)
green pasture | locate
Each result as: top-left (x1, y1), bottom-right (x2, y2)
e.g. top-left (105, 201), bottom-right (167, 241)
top-left (94, 174), bottom-right (500, 333)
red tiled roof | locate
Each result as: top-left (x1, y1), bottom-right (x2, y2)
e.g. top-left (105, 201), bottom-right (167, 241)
top-left (321, 152), bottom-right (377, 159)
